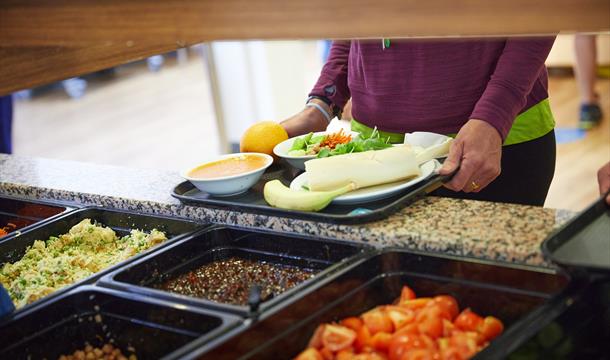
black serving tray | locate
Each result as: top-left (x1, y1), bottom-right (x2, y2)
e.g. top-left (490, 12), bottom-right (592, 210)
top-left (542, 194), bottom-right (610, 276)
top-left (191, 249), bottom-right (571, 360)
top-left (99, 226), bottom-right (371, 316)
top-left (0, 286), bottom-right (242, 360)
top-left (172, 162), bottom-right (449, 224)
top-left (0, 207), bottom-right (206, 313)
top-left (0, 194), bottom-right (72, 239)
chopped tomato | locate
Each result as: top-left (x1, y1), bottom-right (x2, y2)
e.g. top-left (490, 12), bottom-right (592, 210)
top-left (355, 324), bottom-right (372, 351)
top-left (385, 306), bottom-right (415, 330)
top-left (394, 323), bottom-right (420, 336)
top-left (319, 346), bottom-right (334, 360)
top-left (437, 337), bottom-right (450, 351)
top-left (309, 324), bottom-right (326, 348)
top-left (342, 316), bottom-right (364, 331)
top-left (353, 352), bottom-right (389, 360)
top-left (431, 296), bottom-right (459, 321)
top-left (363, 308), bottom-right (394, 335)
top-left (400, 298), bottom-right (432, 311)
top-left (419, 334), bottom-right (437, 350)
top-left (400, 286), bottom-right (417, 302)
top-left (388, 333), bottom-right (433, 360)
top-left (454, 309), bottom-right (483, 332)
top-left (361, 346), bottom-right (376, 353)
top-left (466, 331), bottom-right (486, 346)
top-left (299, 285), bottom-right (503, 360)
top-left (295, 348), bottom-right (324, 360)
top-left (402, 348), bottom-right (439, 360)
top-left (322, 324), bottom-right (357, 352)
top-left (478, 316), bottom-right (504, 341)
top-left (448, 332), bottom-right (478, 359)
top-left (442, 319), bottom-right (456, 337)
top-left (336, 348), bottom-right (355, 360)
top-left (307, 324), bottom-right (326, 349)
top-left (439, 346), bottom-right (466, 360)
top-left (415, 306), bottom-right (443, 339)
top-left (370, 332), bottom-right (393, 352)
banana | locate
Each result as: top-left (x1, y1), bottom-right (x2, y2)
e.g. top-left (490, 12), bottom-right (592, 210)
top-left (263, 180), bottom-right (356, 212)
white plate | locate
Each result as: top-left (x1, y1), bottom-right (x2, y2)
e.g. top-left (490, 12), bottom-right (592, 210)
top-left (290, 159), bottom-right (440, 205)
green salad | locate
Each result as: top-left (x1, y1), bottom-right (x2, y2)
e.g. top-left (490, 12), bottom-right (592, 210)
top-left (287, 132), bottom-right (328, 157)
top-left (287, 128), bottom-right (392, 158)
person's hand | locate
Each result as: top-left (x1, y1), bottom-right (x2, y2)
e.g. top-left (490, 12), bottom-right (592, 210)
top-left (281, 99), bottom-right (330, 137)
top-left (597, 162), bottom-right (610, 205)
top-left (439, 119), bottom-right (502, 193)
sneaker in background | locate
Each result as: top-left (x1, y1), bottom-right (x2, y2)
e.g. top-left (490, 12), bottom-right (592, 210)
top-left (579, 103), bottom-right (603, 130)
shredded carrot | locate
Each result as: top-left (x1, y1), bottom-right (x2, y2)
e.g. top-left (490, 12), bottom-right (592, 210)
top-left (1, 222), bottom-right (17, 236)
top-left (320, 129), bottom-right (352, 150)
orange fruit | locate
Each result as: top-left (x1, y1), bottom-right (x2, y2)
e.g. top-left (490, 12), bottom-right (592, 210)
top-left (240, 121), bottom-right (288, 156)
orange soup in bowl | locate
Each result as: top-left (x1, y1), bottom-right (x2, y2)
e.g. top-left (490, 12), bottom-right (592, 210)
top-left (188, 154), bottom-right (269, 179)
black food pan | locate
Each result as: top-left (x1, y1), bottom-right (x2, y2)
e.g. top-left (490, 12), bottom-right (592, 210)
top-left (0, 286), bottom-right (241, 360)
top-left (194, 249), bottom-right (571, 360)
top-left (0, 206), bottom-right (205, 313)
top-left (0, 195), bottom-right (71, 239)
top-left (100, 226), bottom-right (370, 316)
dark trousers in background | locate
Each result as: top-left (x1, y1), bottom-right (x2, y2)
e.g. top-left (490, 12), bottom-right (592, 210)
top-left (433, 130), bottom-right (556, 207)
top-left (0, 95), bottom-right (13, 154)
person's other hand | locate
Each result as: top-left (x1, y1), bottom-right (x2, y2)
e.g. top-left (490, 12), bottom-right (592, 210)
top-left (281, 99), bottom-right (329, 137)
top-left (597, 162), bottom-right (610, 205)
top-left (439, 119), bottom-right (502, 193)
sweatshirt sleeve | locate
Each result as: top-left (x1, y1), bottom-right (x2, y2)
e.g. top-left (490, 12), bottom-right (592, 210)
top-left (470, 37), bottom-right (556, 140)
top-left (309, 40), bottom-right (351, 109)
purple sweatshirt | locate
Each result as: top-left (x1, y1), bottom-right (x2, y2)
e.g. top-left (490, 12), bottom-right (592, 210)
top-left (310, 38), bottom-right (555, 140)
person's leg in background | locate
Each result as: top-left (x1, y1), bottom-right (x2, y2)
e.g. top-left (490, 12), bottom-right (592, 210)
top-left (0, 95), bottom-right (13, 154)
top-left (574, 34), bottom-right (603, 129)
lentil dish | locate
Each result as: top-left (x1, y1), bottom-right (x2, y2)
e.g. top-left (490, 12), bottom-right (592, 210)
top-left (154, 257), bottom-right (317, 305)
top-left (0, 219), bottom-right (167, 308)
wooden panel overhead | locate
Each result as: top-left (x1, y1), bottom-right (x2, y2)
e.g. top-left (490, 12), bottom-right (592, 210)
top-left (1, 0), bottom-right (609, 95)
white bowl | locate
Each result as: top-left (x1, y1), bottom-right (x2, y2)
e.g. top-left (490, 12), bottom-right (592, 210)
top-left (273, 131), bottom-right (358, 170)
top-left (181, 153), bottom-right (273, 197)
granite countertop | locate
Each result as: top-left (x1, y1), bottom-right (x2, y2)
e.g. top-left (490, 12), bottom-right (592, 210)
top-left (0, 154), bottom-right (574, 267)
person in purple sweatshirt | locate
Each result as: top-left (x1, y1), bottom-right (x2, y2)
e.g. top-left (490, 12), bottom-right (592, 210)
top-left (282, 38), bottom-right (557, 206)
